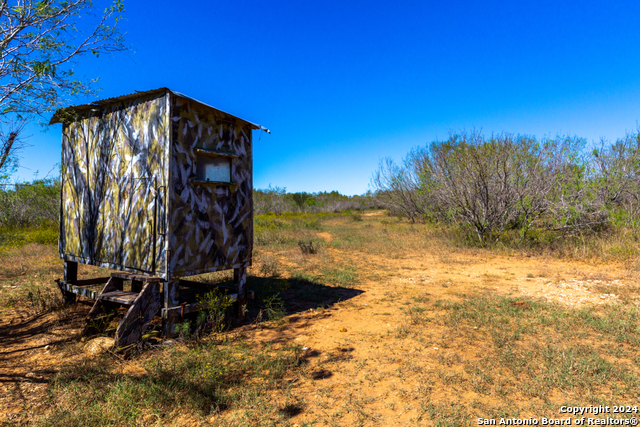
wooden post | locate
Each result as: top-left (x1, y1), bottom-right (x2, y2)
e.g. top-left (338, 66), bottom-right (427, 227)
top-left (234, 267), bottom-right (247, 320)
top-left (61, 260), bottom-right (77, 304)
top-left (162, 280), bottom-right (180, 338)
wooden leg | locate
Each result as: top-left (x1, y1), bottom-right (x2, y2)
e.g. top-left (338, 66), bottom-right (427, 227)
top-left (60, 260), bottom-right (77, 304)
top-left (82, 278), bottom-right (121, 336)
top-left (162, 280), bottom-right (180, 338)
top-left (115, 281), bottom-right (161, 347)
top-left (234, 267), bottom-right (247, 320)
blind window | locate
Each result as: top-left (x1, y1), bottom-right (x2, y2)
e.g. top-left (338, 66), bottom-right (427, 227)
top-left (196, 155), bottom-right (231, 183)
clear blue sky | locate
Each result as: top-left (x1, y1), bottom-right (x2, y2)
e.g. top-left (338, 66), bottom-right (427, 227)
top-left (13, 0), bottom-right (640, 195)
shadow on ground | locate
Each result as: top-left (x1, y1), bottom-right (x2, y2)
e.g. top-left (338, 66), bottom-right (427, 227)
top-left (0, 305), bottom-right (88, 384)
top-left (0, 274), bottom-right (363, 424)
top-left (247, 274), bottom-right (364, 315)
top-left (179, 274), bottom-right (364, 320)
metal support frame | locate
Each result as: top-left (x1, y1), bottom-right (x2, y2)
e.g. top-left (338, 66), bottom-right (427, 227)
top-left (162, 280), bottom-right (180, 338)
top-left (57, 264), bottom-right (253, 346)
top-left (234, 267), bottom-right (247, 320)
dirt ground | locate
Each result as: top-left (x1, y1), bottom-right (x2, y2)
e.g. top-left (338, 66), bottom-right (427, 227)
top-left (242, 236), bottom-right (637, 425)
top-left (1, 219), bottom-right (639, 425)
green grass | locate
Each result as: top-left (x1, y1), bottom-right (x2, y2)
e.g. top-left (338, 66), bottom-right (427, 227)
top-left (427, 295), bottom-right (640, 405)
top-left (1, 279), bottom-right (63, 311)
top-left (0, 224), bottom-right (57, 252)
top-left (254, 212), bottom-right (334, 248)
top-left (375, 294), bottom-right (640, 423)
top-left (319, 265), bottom-right (358, 288)
top-left (40, 340), bottom-right (306, 427)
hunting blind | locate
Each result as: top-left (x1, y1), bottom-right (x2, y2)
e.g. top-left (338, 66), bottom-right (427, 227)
top-left (52, 88), bottom-right (269, 346)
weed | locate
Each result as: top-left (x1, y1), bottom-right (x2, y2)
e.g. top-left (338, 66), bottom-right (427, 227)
top-left (394, 323), bottom-right (411, 338)
top-left (196, 290), bottom-right (234, 335)
top-left (263, 294), bottom-right (287, 323)
top-left (43, 341), bottom-right (304, 426)
top-left (425, 294), bottom-right (640, 403)
top-left (176, 320), bottom-right (192, 339)
top-left (302, 219), bottom-right (322, 230)
top-left (259, 254), bottom-right (281, 277)
top-left (407, 306), bottom-right (430, 325)
top-left (350, 212), bottom-right (363, 222)
top-left (298, 240), bottom-right (318, 255)
top-left (83, 309), bottom-right (118, 336)
top-left (320, 266), bottom-right (358, 287)
top-left (412, 294), bottom-right (430, 304)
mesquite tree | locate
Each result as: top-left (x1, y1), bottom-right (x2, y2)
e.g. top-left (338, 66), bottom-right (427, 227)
top-left (371, 130), bottom-right (628, 244)
top-left (372, 148), bottom-right (431, 222)
top-left (0, 0), bottom-right (127, 177)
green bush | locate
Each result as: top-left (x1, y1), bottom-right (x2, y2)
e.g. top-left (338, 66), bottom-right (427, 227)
top-left (0, 178), bottom-right (60, 228)
top-left (253, 187), bottom-right (382, 215)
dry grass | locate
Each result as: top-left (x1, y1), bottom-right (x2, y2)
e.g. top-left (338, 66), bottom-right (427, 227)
top-left (2, 210), bottom-right (640, 426)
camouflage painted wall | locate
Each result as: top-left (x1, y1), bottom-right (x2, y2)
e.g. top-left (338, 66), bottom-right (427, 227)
top-left (168, 95), bottom-right (253, 277)
top-left (60, 93), bottom-right (170, 277)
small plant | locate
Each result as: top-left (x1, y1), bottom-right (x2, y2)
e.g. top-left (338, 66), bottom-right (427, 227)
top-left (85, 309), bottom-right (117, 335)
top-left (259, 254), bottom-right (281, 277)
top-left (302, 218), bottom-right (322, 230)
top-left (298, 240), bottom-right (317, 254)
top-left (176, 320), bottom-right (192, 340)
top-left (321, 266), bottom-right (358, 287)
top-left (412, 294), bottom-right (430, 304)
top-left (27, 289), bottom-right (47, 312)
top-left (195, 290), bottom-right (234, 335)
top-left (350, 212), bottom-right (363, 222)
top-left (263, 294), bottom-right (287, 323)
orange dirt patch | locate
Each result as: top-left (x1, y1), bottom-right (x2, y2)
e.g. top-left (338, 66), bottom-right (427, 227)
top-left (316, 232), bottom-right (332, 242)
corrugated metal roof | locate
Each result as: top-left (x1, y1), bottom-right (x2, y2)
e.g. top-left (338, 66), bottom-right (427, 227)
top-left (49, 87), bottom-right (270, 133)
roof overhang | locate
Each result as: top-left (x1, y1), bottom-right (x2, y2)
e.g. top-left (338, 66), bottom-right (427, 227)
top-left (49, 87), bottom-right (270, 134)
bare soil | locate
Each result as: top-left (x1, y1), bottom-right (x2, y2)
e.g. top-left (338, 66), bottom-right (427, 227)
top-left (242, 241), bottom-right (638, 425)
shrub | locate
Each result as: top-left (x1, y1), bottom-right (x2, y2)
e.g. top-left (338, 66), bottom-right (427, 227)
top-left (0, 178), bottom-right (60, 228)
top-left (298, 240), bottom-right (318, 255)
top-left (253, 187), bottom-right (382, 215)
top-left (372, 129), bottom-right (640, 245)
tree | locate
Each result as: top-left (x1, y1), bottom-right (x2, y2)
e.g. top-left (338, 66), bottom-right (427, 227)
top-left (289, 192), bottom-right (311, 211)
top-left (372, 130), bottom-right (602, 244)
top-left (371, 148), bottom-right (431, 222)
top-left (0, 0), bottom-right (127, 176)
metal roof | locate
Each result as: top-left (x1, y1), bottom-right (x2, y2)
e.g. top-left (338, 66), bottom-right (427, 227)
top-left (49, 87), bottom-right (270, 133)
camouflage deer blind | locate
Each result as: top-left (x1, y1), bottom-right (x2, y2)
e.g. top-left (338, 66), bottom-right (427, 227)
top-left (51, 88), bottom-right (269, 280)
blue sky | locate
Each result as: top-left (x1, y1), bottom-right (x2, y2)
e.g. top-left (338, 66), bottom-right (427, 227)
top-left (13, 0), bottom-right (640, 195)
